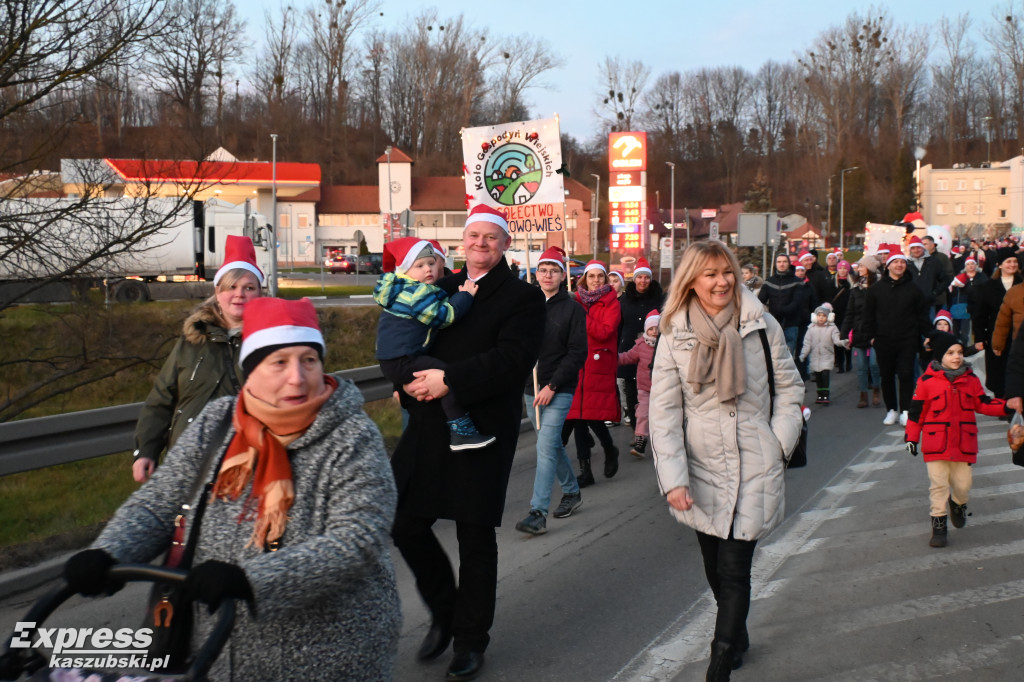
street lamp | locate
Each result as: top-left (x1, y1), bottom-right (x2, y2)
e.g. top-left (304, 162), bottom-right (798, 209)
top-left (983, 116), bottom-right (993, 165)
top-left (590, 173), bottom-right (600, 257)
top-left (666, 161), bottom-right (676, 279)
top-left (269, 133), bottom-right (279, 297)
top-left (384, 145), bottom-right (394, 239)
top-left (839, 166), bottom-right (858, 252)
top-left (914, 146), bottom-right (926, 211)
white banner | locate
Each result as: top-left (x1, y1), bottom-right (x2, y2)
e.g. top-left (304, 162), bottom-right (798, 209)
top-left (462, 117), bottom-right (565, 210)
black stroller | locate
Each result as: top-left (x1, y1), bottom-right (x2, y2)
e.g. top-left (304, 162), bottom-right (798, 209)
top-left (0, 566), bottom-right (235, 682)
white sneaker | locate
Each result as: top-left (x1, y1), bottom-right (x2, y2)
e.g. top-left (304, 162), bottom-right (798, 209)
top-left (899, 411), bottom-right (909, 426)
top-left (883, 409), bottom-right (898, 425)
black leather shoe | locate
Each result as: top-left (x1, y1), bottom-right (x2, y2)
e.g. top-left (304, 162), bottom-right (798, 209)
top-left (446, 651), bottom-right (485, 681)
top-left (416, 621), bottom-right (452, 661)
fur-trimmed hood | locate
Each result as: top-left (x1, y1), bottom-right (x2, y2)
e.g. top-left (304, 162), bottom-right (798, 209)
top-left (183, 298), bottom-right (231, 345)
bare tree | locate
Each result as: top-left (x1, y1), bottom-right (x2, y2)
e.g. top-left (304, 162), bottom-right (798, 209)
top-left (983, 1), bottom-right (1024, 146)
top-left (642, 71), bottom-right (687, 161)
top-left (146, 0), bottom-right (243, 131)
top-left (595, 56), bottom-right (650, 132)
top-left (485, 36), bottom-right (561, 122)
top-left (931, 15), bottom-right (977, 162)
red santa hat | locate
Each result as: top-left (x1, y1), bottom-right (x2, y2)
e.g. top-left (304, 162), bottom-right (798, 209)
top-left (633, 257), bottom-right (653, 277)
top-left (886, 248), bottom-right (908, 266)
top-left (240, 297), bottom-right (325, 374)
top-left (933, 309), bottom-right (953, 328)
top-left (383, 237), bottom-right (435, 274)
top-left (466, 204), bottom-right (510, 234)
top-left (583, 259), bottom-right (607, 275)
top-left (826, 250), bottom-right (841, 262)
top-left (608, 270), bottom-right (626, 286)
top-left (906, 235), bottom-right (925, 251)
top-left (537, 245), bottom-right (567, 271)
top-left (875, 244), bottom-right (891, 256)
top-left (798, 250), bottom-right (815, 263)
top-left (214, 235), bottom-right (265, 286)
top-left (428, 240), bottom-right (447, 258)
top-left (644, 308), bottom-right (661, 331)
top-left (964, 256), bottom-right (977, 265)
top-left (950, 245), bottom-right (962, 256)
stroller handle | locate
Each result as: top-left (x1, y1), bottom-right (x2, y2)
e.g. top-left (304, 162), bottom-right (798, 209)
top-left (1, 564), bottom-right (236, 682)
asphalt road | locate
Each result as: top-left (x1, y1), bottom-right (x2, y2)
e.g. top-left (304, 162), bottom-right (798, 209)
top-left (3, 370), bottom-right (1024, 681)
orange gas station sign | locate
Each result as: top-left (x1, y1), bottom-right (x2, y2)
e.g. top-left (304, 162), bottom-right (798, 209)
top-left (608, 132), bottom-right (647, 171)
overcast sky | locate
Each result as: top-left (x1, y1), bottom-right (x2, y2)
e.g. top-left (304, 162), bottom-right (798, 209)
top-left (244, 0), bottom-right (997, 140)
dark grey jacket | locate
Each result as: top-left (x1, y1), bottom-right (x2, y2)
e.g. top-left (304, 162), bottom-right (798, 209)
top-left (526, 288), bottom-right (587, 395)
top-left (96, 381), bottom-right (400, 681)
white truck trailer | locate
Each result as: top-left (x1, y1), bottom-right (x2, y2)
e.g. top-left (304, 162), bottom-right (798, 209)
top-left (0, 197), bottom-right (273, 305)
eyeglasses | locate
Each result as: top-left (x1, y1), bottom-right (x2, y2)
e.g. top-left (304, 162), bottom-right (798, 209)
top-left (536, 268), bottom-right (562, 276)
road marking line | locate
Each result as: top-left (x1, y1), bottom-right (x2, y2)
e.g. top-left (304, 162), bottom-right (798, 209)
top-left (824, 634), bottom-right (1024, 681)
top-left (847, 460), bottom-right (896, 472)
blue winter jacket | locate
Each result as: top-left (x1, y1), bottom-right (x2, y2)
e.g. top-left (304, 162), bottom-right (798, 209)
top-left (374, 272), bottom-right (474, 359)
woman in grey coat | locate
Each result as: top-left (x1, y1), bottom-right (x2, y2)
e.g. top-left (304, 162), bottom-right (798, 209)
top-left (649, 241), bottom-right (803, 681)
top-left (64, 297), bottom-right (401, 681)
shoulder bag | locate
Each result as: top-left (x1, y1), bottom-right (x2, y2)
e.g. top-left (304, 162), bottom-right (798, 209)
top-left (145, 410), bottom-right (232, 673)
top-left (759, 328), bottom-right (808, 468)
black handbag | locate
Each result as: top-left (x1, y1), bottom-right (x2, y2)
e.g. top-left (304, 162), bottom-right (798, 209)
top-left (144, 412), bottom-right (231, 673)
top-left (759, 329), bottom-right (808, 469)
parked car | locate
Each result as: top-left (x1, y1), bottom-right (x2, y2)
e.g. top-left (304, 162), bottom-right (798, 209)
top-left (355, 253), bottom-right (383, 274)
top-left (325, 254), bottom-right (356, 274)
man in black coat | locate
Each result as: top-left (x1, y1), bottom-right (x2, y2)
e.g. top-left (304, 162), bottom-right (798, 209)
top-left (616, 258), bottom-right (663, 432)
top-left (758, 253), bottom-right (804, 356)
top-left (390, 205), bottom-right (545, 680)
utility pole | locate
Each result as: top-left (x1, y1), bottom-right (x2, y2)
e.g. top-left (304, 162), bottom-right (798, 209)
top-left (590, 173), bottom-right (600, 258)
top-left (269, 133), bottom-right (279, 296)
top-left (666, 161), bottom-right (676, 280)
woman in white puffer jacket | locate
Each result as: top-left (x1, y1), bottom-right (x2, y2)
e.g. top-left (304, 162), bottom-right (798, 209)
top-left (649, 240), bottom-right (803, 682)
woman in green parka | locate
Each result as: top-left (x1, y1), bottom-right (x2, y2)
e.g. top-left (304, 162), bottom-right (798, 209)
top-left (131, 236), bottom-right (264, 482)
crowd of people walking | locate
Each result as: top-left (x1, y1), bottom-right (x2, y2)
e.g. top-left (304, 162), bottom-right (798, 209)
top-left (53, 221), bottom-right (1024, 682)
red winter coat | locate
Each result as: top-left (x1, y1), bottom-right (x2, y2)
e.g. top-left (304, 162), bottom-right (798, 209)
top-left (905, 364), bottom-right (1008, 463)
top-left (567, 287), bottom-right (622, 422)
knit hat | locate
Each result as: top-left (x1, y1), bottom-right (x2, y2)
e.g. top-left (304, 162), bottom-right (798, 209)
top-left (907, 235), bottom-right (925, 252)
top-left (856, 256), bottom-right (879, 273)
top-left (583, 259), bottom-right (607, 275)
top-left (633, 257), bottom-right (652, 277)
top-left (837, 259), bottom-right (851, 271)
top-left (383, 237), bottom-right (434, 274)
top-left (467, 204), bottom-right (510, 234)
top-left (214, 235), bottom-right (265, 286)
top-left (537, 245), bottom-right (567, 271)
top-left (644, 309), bottom-right (661, 331)
top-left (240, 298), bottom-right (325, 376)
top-left (928, 330), bottom-right (963, 361)
top-left (608, 270), bottom-right (626, 286)
top-left (933, 309), bottom-right (953, 328)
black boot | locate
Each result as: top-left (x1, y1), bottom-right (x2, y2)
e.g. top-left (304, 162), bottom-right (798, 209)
top-left (949, 497), bottom-right (969, 528)
top-left (706, 640), bottom-right (734, 682)
top-left (930, 515), bottom-right (947, 547)
top-left (732, 627), bottom-right (749, 670)
top-left (603, 444), bottom-right (619, 478)
top-left (577, 459), bottom-right (595, 488)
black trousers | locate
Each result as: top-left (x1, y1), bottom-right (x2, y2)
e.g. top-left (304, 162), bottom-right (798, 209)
top-left (621, 375), bottom-right (638, 424)
top-left (391, 509), bottom-right (497, 654)
top-left (874, 340), bottom-right (918, 412)
top-left (561, 419), bottom-right (613, 460)
top-left (695, 530), bottom-right (757, 647)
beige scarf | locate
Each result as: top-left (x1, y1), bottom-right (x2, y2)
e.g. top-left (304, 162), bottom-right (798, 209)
top-left (685, 297), bottom-right (746, 402)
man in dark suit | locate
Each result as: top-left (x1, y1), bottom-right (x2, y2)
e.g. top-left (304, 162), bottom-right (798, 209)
top-left (390, 204), bottom-right (545, 681)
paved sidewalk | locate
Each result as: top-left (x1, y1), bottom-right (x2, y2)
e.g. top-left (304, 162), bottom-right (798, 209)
top-left (622, 414), bottom-right (1024, 681)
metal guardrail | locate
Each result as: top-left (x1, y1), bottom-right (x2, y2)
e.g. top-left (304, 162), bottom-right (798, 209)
top-left (0, 365), bottom-right (393, 477)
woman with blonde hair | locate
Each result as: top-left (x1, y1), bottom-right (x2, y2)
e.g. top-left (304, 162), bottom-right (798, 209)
top-left (650, 241), bottom-right (803, 681)
top-left (132, 236), bottom-right (264, 482)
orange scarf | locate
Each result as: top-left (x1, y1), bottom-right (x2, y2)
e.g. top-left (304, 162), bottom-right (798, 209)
top-left (211, 375), bottom-right (337, 549)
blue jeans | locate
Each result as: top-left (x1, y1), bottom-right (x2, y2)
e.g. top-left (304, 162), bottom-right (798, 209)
top-left (783, 326), bottom-right (798, 358)
top-left (524, 391), bottom-right (578, 516)
top-left (852, 347), bottom-right (880, 392)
